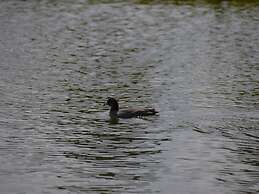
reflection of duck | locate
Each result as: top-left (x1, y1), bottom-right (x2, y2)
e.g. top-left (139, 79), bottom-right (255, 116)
top-left (106, 97), bottom-right (158, 119)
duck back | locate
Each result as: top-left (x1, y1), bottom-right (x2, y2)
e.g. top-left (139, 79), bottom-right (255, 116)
top-left (118, 108), bottom-right (158, 118)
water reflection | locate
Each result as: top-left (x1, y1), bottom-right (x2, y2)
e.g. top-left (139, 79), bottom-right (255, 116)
top-left (0, 0), bottom-right (258, 194)
top-left (108, 117), bottom-right (119, 124)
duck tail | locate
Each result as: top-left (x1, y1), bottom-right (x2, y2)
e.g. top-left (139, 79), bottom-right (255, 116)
top-left (142, 108), bottom-right (158, 116)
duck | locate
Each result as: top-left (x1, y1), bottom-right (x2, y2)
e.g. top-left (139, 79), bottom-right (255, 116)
top-left (105, 97), bottom-right (158, 119)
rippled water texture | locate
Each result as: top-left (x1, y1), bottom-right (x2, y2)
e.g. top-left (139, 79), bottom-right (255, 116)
top-left (0, 0), bottom-right (258, 194)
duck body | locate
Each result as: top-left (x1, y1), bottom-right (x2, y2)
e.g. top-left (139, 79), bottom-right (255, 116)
top-left (106, 97), bottom-right (158, 119)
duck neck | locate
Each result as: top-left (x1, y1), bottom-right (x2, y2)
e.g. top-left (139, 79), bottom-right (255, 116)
top-left (109, 102), bottom-right (119, 117)
top-left (111, 101), bottom-right (119, 112)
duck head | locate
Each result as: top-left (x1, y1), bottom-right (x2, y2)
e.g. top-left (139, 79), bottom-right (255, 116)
top-left (106, 97), bottom-right (119, 112)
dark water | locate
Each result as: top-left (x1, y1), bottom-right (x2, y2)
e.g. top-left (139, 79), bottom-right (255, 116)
top-left (0, 0), bottom-right (258, 194)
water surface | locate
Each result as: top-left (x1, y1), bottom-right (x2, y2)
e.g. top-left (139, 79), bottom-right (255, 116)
top-left (0, 0), bottom-right (258, 194)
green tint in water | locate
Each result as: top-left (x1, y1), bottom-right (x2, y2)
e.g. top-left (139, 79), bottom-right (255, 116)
top-left (0, 0), bottom-right (258, 194)
top-left (137, 0), bottom-right (259, 6)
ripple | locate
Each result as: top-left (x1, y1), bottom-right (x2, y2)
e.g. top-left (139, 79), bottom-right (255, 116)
top-left (0, 1), bottom-right (258, 194)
